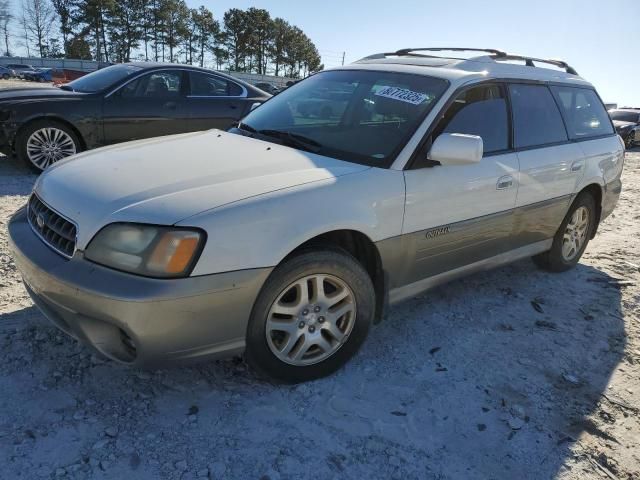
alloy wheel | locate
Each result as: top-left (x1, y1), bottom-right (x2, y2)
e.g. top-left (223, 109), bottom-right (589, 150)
top-left (26, 127), bottom-right (77, 170)
top-left (266, 274), bottom-right (357, 366)
top-left (562, 206), bottom-right (590, 261)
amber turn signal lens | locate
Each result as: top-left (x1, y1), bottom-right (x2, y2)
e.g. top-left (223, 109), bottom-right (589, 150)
top-left (148, 232), bottom-right (201, 275)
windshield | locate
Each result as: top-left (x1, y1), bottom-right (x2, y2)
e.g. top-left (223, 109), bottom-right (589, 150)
top-left (609, 110), bottom-right (639, 123)
top-left (66, 64), bottom-right (143, 93)
top-left (238, 70), bottom-right (448, 167)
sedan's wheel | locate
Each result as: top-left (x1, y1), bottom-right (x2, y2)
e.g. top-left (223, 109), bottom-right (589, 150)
top-left (533, 192), bottom-right (595, 272)
top-left (246, 248), bottom-right (375, 383)
top-left (1, 73), bottom-right (8, 80)
top-left (17, 121), bottom-right (81, 172)
top-left (626, 133), bottom-right (635, 149)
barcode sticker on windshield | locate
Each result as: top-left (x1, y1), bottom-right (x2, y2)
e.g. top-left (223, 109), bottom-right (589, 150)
top-left (375, 86), bottom-right (429, 105)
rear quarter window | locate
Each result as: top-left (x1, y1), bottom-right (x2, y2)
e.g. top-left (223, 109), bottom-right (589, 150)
top-left (509, 84), bottom-right (568, 149)
top-left (550, 86), bottom-right (614, 139)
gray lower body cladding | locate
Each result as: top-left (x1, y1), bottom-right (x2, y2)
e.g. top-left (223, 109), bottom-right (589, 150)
top-left (377, 194), bottom-right (573, 298)
top-left (8, 207), bottom-right (272, 367)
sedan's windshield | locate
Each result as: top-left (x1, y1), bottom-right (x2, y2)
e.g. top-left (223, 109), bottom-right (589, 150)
top-left (66, 64), bottom-right (143, 93)
top-left (237, 70), bottom-right (449, 167)
top-left (609, 111), bottom-right (640, 123)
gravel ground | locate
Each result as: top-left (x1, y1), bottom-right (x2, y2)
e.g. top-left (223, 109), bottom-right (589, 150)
top-left (0, 144), bottom-right (639, 480)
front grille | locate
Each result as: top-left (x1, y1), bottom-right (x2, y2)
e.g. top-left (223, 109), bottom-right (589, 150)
top-left (27, 194), bottom-right (77, 258)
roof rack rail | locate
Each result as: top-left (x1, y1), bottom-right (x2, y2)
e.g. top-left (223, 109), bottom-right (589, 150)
top-left (494, 54), bottom-right (578, 75)
top-left (393, 47), bottom-right (507, 57)
top-left (356, 47), bottom-right (579, 75)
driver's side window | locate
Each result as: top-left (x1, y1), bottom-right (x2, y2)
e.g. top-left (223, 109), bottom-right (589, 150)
top-left (434, 84), bottom-right (509, 155)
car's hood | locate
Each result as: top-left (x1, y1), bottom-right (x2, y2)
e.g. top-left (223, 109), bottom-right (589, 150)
top-left (35, 130), bottom-right (370, 248)
top-left (0, 87), bottom-right (85, 102)
top-left (613, 120), bottom-right (635, 129)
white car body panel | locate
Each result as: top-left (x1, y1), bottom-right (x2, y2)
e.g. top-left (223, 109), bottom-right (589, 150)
top-left (178, 167), bottom-right (405, 275)
top-left (403, 152), bottom-right (519, 234)
top-left (514, 143), bottom-right (586, 207)
top-left (576, 135), bottom-right (625, 190)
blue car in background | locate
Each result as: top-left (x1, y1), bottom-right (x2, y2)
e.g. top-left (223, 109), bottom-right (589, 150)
top-left (0, 65), bottom-right (16, 79)
top-left (25, 68), bottom-right (53, 82)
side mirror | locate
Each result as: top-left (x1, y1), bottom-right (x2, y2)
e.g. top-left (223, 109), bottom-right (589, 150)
top-left (249, 102), bottom-right (262, 111)
top-left (428, 133), bottom-right (483, 166)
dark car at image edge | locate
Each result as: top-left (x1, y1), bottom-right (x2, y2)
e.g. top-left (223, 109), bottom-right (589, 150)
top-left (0, 63), bottom-right (271, 171)
top-left (609, 108), bottom-right (640, 149)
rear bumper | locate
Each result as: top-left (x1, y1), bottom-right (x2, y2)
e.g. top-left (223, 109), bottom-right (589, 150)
top-left (601, 175), bottom-right (622, 221)
top-left (8, 207), bottom-right (271, 367)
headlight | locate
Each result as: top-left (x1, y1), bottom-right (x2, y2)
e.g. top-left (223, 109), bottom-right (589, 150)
top-left (85, 223), bottom-right (205, 278)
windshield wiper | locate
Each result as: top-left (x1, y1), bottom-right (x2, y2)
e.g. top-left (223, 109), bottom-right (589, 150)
top-left (257, 129), bottom-right (322, 153)
top-left (237, 122), bottom-right (257, 133)
top-left (59, 85), bottom-right (74, 92)
top-left (235, 124), bottom-right (322, 154)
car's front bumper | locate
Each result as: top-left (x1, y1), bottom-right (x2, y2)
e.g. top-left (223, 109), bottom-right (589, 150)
top-left (8, 207), bottom-right (272, 367)
top-left (0, 121), bottom-right (16, 154)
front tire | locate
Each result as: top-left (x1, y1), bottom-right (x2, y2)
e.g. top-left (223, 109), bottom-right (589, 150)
top-left (16, 120), bottom-right (81, 172)
top-left (533, 192), bottom-right (596, 272)
top-left (245, 248), bottom-right (375, 383)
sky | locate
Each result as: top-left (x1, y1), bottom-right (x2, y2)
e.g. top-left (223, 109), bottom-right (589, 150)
top-left (180, 0), bottom-right (640, 106)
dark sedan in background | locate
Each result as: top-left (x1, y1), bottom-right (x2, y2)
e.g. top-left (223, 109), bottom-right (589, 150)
top-left (609, 108), bottom-right (640, 148)
top-left (0, 63), bottom-right (271, 171)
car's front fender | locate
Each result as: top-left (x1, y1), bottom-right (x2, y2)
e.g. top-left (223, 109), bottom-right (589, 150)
top-left (178, 168), bottom-right (406, 276)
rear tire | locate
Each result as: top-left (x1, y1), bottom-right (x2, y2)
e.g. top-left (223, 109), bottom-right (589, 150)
top-left (245, 248), bottom-right (375, 383)
top-left (533, 192), bottom-right (596, 272)
top-left (1, 73), bottom-right (8, 80)
top-left (16, 120), bottom-right (81, 172)
top-left (625, 132), bottom-right (635, 149)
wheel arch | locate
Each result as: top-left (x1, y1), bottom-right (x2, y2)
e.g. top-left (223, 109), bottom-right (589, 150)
top-left (577, 183), bottom-right (603, 238)
top-left (13, 115), bottom-right (86, 151)
top-left (285, 229), bottom-right (387, 324)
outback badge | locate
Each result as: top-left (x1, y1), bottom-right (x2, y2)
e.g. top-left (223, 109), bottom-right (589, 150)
top-left (425, 226), bottom-right (450, 239)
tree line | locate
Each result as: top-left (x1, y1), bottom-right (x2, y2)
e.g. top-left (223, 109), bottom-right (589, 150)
top-left (0, 0), bottom-right (324, 78)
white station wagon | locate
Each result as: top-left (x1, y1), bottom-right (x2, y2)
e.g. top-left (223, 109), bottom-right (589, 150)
top-left (9, 48), bottom-right (624, 383)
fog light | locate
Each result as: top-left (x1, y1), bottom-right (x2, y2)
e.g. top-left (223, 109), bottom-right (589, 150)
top-left (119, 329), bottom-right (137, 357)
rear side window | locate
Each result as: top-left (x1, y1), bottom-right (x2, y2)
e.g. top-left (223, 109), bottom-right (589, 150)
top-left (435, 84), bottom-right (509, 154)
top-left (189, 71), bottom-right (243, 96)
top-left (509, 84), bottom-right (567, 148)
top-left (551, 86), bottom-right (614, 139)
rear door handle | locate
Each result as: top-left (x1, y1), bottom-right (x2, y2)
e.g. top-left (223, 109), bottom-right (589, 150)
top-left (571, 160), bottom-right (584, 172)
top-left (497, 175), bottom-right (514, 190)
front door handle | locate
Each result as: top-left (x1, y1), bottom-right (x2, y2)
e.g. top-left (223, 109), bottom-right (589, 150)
top-left (164, 101), bottom-right (177, 110)
top-left (497, 175), bottom-right (514, 190)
